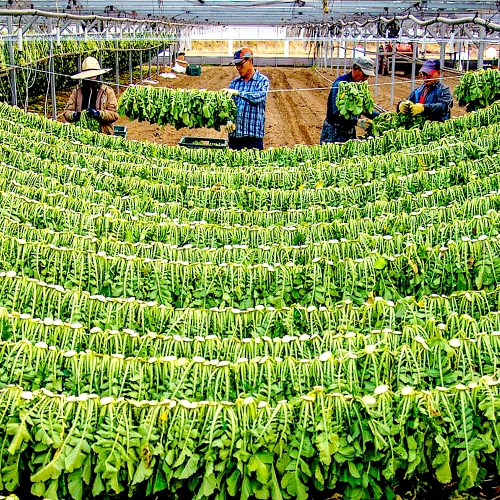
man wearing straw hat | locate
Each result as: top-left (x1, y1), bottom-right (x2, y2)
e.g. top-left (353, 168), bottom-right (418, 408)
top-left (64, 56), bottom-right (119, 135)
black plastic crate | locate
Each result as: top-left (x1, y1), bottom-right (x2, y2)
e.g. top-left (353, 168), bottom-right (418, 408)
top-left (178, 136), bottom-right (227, 149)
top-left (114, 125), bottom-right (127, 138)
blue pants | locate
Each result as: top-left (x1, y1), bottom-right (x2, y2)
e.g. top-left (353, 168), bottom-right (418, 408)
top-left (228, 136), bottom-right (264, 150)
top-left (319, 120), bottom-right (356, 144)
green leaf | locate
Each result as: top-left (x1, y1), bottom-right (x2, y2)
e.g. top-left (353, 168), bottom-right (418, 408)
top-left (270, 465), bottom-right (284, 500)
top-left (45, 478), bottom-right (60, 499)
top-left (31, 482), bottom-right (46, 497)
top-left (374, 256), bottom-right (387, 270)
top-left (200, 461), bottom-right (217, 497)
top-left (132, 458), bottom-right (154, 484)
top-left (153, 469), bottom-right (168, 494)
top-left (175, 454), bottom-right (200, 479)
top-left (31, 453), bottom-right (64, 483)
top-left (457, 453), bottom-right (478, 490)
top-left (432, 435), bottom-right (452, 484)
top-left (68, 469), bottom-right (84, 500)
top-left (2, 461), bottom-right (20, 490)
top-left (314, 464), bottom-right (325, 487)
top-left (65, 444), bottom-right (87, 472)
top-left (348, 461), bottom-right (361, 478)
top-left (226, 468), bottom-right (240, 497)
top-left (241, 473), bottom-right (253, 500)
top-left (281, 470), bottom-right (308, 500)
top-left (91, 472), bottom-right (105, 497)
top-left (248, 452), bottom-right (273, 485)
top-left (7, 422), bottom-right (30, 455)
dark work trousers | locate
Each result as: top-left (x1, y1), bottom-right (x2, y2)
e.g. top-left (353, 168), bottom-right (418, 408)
top-left (228, 136), bottom-right (264, 151)
top-left (319, 120), bottom-right (356, 144)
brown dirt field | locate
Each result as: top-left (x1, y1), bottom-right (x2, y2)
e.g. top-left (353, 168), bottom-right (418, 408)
top-left (53, 66), bottom-right (465, 149)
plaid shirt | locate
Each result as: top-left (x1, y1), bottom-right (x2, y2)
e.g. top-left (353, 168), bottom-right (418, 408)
top-left (228, 70), bottom-right (270, 138)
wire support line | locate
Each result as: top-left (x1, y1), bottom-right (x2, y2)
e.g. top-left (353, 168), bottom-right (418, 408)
top-left (3, 63), bottom-right (166, 90)
top-left (3, 62), bottom-right (464, 103)
top-left (312, 67), bottom-right (461, 87)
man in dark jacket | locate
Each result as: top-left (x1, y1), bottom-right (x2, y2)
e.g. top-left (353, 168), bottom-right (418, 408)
top-left (398, 59), bottom-right (453, 121)
top-left (320, 56), bottom-right (380, 144)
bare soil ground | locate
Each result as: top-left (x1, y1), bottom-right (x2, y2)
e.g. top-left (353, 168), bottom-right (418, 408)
top-left (112, 66), bottom-right (465, 149)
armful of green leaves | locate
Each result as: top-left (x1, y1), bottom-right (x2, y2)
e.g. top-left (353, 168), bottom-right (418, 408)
top-left (75, 110), bottom-right (101, 133)
top-left (335, 81), bottom-right (375, 120)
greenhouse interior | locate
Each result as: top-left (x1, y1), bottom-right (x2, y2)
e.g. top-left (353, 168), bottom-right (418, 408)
top-left (3, 1), bottom-right (500, 500)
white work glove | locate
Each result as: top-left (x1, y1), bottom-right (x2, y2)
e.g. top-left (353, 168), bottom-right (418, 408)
top-left (224, 121), bottom-right (236, 134)
top-left (221, 88), bottom-right (239, 97)
top-left (357, 118), bottom-right (373, 133)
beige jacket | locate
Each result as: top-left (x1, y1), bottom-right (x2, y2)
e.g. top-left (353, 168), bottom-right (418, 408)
top-left (64, 84), bottom-right (119, 135)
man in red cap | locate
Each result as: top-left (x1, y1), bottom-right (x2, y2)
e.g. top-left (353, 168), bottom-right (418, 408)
top-left (398, 59), bottom-right (453, 121)
top-left (221, 47), bottom-right (270, 150)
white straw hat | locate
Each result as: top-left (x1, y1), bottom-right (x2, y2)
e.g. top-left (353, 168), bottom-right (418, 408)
top-left (71, 56), bottom-right (110, 79)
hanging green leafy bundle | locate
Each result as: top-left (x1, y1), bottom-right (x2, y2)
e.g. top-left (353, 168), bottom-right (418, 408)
top-left (118, 85), bottom-right (237, 130)
top-left (335, 81), bottom-right (375, 119)
top-left (454, 68), bottom-right (500, 111)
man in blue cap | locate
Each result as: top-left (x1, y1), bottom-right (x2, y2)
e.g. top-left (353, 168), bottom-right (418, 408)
top-left (398, 59), bottom-right (453, 121)
top-left (221, 47), bottom-right (270, 150)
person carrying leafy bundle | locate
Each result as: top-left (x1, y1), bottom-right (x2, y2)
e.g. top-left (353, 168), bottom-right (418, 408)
top-left (64, 56), bottom-right (119, 135)
top-left (397, 59), bottom-right (453, 122)
top-left (320, 56), bottom-right (380, 144)
top-left (221, 47), bottom-right (270, 151)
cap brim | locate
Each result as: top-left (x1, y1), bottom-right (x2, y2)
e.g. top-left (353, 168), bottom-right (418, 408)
top-left (71, 68), bottom-right (110, 79)
top-left (231, 58), bottom-right (250, 65)
top-left (361, 68), bottom-right (375, 77)
top-left (420, 69), bottom-right (438, 76)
